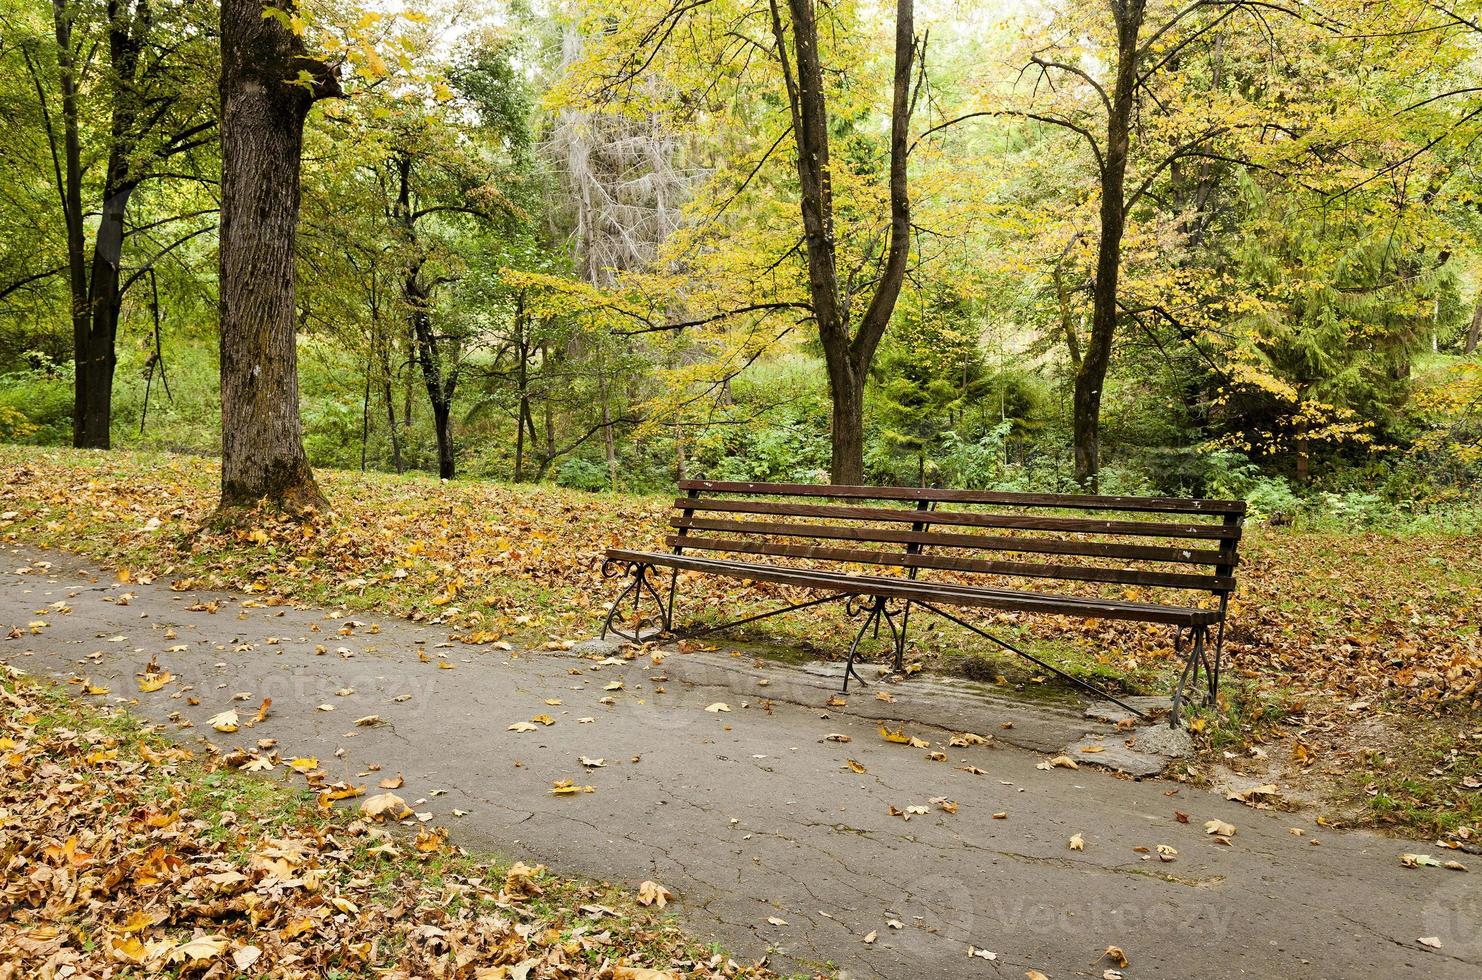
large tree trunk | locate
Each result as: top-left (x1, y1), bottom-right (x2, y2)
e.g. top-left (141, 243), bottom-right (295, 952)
top-left (826, 357), bottom-right (865, 484)
top-left (771, 0), bottom-right (914, 485)
top-left (1073, 0), bottom-right (1145, 492)
top-left (383, 377), bottom-right (403, 473)
top-left (1466, 294), bottom-right (1482, 355)
top-left (215, 0), bottom-right (335, 517)
top-left (408, 301), bottom-right (456, 480)
top-left (430, 400), bottom-right (455, 479)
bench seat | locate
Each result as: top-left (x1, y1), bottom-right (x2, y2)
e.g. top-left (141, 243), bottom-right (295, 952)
top-left (605, 548), bottom-right (1220, 627)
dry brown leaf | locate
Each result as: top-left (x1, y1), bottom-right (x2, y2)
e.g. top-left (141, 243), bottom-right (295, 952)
top-left (637, 879), bottom-right (673, 908)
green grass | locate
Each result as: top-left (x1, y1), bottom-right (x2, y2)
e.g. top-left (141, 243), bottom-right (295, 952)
top-left (1343, 714), bottom-right (1482, 837)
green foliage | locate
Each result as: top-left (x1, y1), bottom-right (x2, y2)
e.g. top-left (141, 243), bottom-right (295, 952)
top-left (929, 422), bottom-right (1014, 490)
top-left (866, 294), bottom-right (989, 484)
top-left (554, 456), bottom-right (610, 492)
top-left (0, 353), bottom-right (73, 445)
top-left (0, 0), bottom-right (1479, 529)
top-left (706, 422), bottom-right (830, 483)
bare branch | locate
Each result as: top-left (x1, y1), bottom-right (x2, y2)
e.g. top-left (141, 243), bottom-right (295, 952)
top-left (612, 300), bottom-right (813, 336)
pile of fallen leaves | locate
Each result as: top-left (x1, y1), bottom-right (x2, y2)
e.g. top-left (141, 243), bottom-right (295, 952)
top-left (1, 446), bottom-right (1478, 714)
top-left (0, 668), bottom-right (781, 979)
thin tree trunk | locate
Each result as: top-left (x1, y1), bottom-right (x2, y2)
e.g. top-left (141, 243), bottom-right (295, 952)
top-left (215, 0), bottom-right (335, 517)
top-left (383, 377), bottom-right (403, 473)
top-left (76, 177), bottom-right (135, 448)
top-left (514, 297), bottom-right (529, 482)
top-left (1073, 0), bottom-right (1145, 492)
top-left (394, 156), bottom-right (461, 480)
top-left (360, 352), bottom-right (372, 471)
top-left (594, 342), bottom-right (618, 490)
top-left (601, 402), bottom-right (617, 490)
top-left (403, 345), bottom-right (414, 427)
top-left (514, 393), bottom-right (526, 483)
top-left (49, 0), bottom-right (92, 448)
top-left (409, 300), bottom-right (456, 480)
top-left (541, 340), bottom-right (556, 465)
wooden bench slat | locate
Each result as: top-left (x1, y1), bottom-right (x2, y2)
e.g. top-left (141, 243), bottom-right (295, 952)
top-left (678, 479), bottom-right (1247, 515)
top-left (607, 549), bottom-right (1219, 626)
top-left (663, 535), bottom-right (1236, 592)
top-left (676, 497), bottom-right (1241, 540)
top-left (670, 516), bottom-right (1228, 565)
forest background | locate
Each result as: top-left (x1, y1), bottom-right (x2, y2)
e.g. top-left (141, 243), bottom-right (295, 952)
top-left (2, 0), bottom-right (1481, 523)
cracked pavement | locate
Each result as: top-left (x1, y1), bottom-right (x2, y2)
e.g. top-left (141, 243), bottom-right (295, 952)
top-left (2, 544), bottom-right (1478, 979)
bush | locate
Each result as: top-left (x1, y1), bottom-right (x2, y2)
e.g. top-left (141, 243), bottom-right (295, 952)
top-left (934, 421), bottom-right (1013, 489)
top-left (709, 422), bottom-right (830, 483)
top-left (302, 398), bottom-right (366, 470)
top-left (1242, 477), bottom-right (1302, 524)
top-left (0, 352), bottom-right (73, 445)
top-left (110, 343), bottom-right (221, 454)
top-left (555, 456), bottom-right (610, 492)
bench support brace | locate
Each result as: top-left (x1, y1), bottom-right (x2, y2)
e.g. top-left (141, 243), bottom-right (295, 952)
top-left (914, 601), bottom-right (1149, 720)
top-left (602, 564), bottom-right (853, 645)
top-left (671, 592), bottom-right (848, 641)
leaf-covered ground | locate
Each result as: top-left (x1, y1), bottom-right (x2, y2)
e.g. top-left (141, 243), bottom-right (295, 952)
top-left (0, 666), bottom-right (790, 979)
top-left (1, 445), bottom-right (1479, 835)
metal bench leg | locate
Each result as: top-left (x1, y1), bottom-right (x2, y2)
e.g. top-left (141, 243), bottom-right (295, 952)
top-left (599, 560), bottom-right (665, 642)
top-left (1170, 624), bottom-right (1208, 728)
top-left (664, 567), bottom-right (679, 633)
top-left (892, 601), bottom-right (911, 673)
top-left (599, 564), bottom-right (641, 640)
top-left (1208, 597), bottom-right (1229, 707)
top-left (841, 597), bottom-right (879, 692)
top-left (669, 592), bottom-right (847, 641)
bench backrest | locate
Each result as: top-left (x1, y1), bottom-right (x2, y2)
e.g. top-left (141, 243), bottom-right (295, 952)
top-left (666, 480), bottom-right (1245, 597)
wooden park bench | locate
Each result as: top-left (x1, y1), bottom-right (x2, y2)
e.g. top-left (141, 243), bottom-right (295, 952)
top-left (600, 480), bottom-right (1245, 726)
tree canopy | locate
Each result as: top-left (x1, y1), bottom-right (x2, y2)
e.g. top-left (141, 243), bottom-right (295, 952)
top-left (0, 0), bottom-right (1479, 507)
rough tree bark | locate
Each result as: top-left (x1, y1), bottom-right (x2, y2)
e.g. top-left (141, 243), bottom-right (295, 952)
top-left (1467, 294), bottom-right (1482, 355)
top-left (769, 0), bottom-right (915, 484)
top-left (215, 0), bottom-right (337, 517)
top-left (1073, 0), bottom-right (1145, 492)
